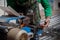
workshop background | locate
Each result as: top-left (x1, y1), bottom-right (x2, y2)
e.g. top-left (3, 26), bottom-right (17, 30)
top-left (0, 0), bottom-right (60, 40)
top-left (0, 0), bottom-right (60, 26)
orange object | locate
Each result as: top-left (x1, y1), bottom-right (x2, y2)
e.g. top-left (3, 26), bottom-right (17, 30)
top-left (20, 24), bottom-right (26, 28)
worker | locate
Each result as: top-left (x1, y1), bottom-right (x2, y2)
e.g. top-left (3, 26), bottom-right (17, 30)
top-left (6, 0), bottom-right (52, 28)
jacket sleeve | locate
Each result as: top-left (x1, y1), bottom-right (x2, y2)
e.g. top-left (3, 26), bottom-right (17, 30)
top-left (41, 0), bottom-right (52, 17)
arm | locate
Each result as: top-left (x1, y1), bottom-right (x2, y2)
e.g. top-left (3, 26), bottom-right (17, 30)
top-left (41, 0), bottom-right (52, 17)
top-left (41, 0), bottom-right (52, 27)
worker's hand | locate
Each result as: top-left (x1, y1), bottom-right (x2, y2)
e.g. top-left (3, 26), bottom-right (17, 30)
top-left (40, 17), bottom-right (50, 29)
top-left (44, 17), bottom-right (50, 27)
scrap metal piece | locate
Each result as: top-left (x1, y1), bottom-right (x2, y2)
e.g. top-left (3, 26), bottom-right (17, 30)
top-left (7, 28), bottom-right (28, 40)
top-left (0, 6), bottom-right (25, 17)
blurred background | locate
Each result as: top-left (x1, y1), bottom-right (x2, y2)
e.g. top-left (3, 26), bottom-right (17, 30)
top-left (0, 0), bottom-right (60, 40)
top-left (0, 0), bottom-right (60, 27)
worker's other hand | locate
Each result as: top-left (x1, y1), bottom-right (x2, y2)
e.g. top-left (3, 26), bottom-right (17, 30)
top-left (23, 17), bottom-right (30, 25)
